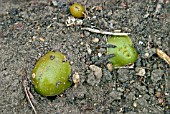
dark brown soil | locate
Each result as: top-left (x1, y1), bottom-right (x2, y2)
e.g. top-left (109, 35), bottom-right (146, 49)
top-left (0, 0), bottom-right (170, 114)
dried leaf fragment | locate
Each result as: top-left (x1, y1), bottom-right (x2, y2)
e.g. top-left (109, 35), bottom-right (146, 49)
top-left (156, 48), bottom-right (170, 66)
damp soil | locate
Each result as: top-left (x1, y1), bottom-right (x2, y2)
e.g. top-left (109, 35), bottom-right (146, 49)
top-left (0, 0), bottom-right (170, 114)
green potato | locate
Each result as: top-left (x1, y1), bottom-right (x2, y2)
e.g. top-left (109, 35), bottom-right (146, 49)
top-left (70, 3), bottom-right (85, 18)
top-left (107, 36), bottom-right (138, 67)
top-left (31, 51), bottom-right (71, 96)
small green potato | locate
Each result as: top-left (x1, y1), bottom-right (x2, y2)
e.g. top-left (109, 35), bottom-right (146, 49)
top-left (31, 51), bottom-right (71, 96)
top-left (70, 3), bottom-right (85, 18)
top-left (107, 36), bottom-right (138, 67)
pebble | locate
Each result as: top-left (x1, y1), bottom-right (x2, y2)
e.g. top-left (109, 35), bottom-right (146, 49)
top-left (89, 65), bottom-right (102, 81)
top-left (92, 38), bottom-right (99, 43)
top-left (135, 67), bottom-right (146, 76)
top-left (109, 90), bottom-right (123, 100)
top-left (106, 63), bottom-right (113, 72)
top-left (133, 101), bottom-right (137, 107)
top-left (151, 69), bottom-right (164, 83)
top-left (86, 44), bottom-right (92, 55)
top-left (72, 72), bottom-right (80, 88)
top-left (97, 53), bottom-right (102, 57)
top-left (155, 91), bottom-right (163, 98)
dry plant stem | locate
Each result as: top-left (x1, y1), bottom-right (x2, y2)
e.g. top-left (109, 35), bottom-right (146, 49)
top-left (114, 64), bottom-right (134, 69)
top-left (81, 27), bottom-right (130, 36)
top-left (156, 48), bottom-right (170, 66)
top-left (22, 69), bottom-right (37, 114)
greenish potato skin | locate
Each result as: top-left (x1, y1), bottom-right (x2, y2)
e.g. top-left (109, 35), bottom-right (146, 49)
top-left (31, 51), bottom-right (71, 96)
top-left (107, 36), bottom-right (138, 67)
top-left (70, 3), bottom-right (85, 18)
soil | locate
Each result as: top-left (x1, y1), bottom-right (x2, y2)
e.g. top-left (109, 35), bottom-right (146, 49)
top-left (0, 0), bottom-right (170, 114)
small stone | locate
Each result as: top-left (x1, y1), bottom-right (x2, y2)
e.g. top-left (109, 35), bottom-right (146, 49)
top-left (72, 72), bottom-right (80, 87)
top-left (89, 65), bottom-right (102, 81)
top-left (117, 87), bottom-right (124, 92)
top-left (70, 61), bottom-right (74, 65)
top-left (158, 98), bottom-right (165, 105)
top-left (155, 91), bottom-right (162, 98)
top-left (144, 53), bottom-right (149, 58)
top-left (139, 95), bottom-right (142, 98)
top-left (52, 0), bottom-right (58, 6)
top-left (92, 38), bottom-right (99, 43)
top-left (151, 69), bottom-right (164, 83)
top-left (86, 44), bottom-right (92, 55)
top-left (80, 42), bottom-right (84, 45)
top-left (98, 53), bottom-right (102, 57)
top-left (135, 67), bottom-right (145, 76)
top-left (109, 90), bottom-right (123, 100)
top-left (107, 10), bottom-right (112, 16)
top-left (13, 22), bottom-right (24, 30)
top-left (106, 63), bottom-right (113, 72)
top-left (133, 101), bottom-right (137, 107)
top-left (139, 41), bottom-right (144, 45)
top-left (39, 37), bottom-right (45, 42)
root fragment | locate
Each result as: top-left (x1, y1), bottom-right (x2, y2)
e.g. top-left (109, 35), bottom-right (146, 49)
top-left (22, 69), bottom-right (37, 114)
top-left (81, 27), bottom-right (130, 36)
top-left (156, 48), bottom-right (170, 66)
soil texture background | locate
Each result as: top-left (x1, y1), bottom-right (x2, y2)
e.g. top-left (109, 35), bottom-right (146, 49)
top-left (0, 0), bottom-right (170, 114)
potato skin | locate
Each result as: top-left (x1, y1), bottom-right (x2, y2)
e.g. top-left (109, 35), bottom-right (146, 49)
top-left (31, 51), bottom-right (71, 96)
top-left (70, 3), bottom-right (85, 18)
top-left (107, 36), bottom-right (138, 67)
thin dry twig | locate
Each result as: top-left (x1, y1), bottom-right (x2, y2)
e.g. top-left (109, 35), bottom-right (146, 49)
top-left (156, 48), bottom-right (170, 66)
top-left (22, 69), bottom-right (37, 114)
top-left (81, 27), bottom-right (130, 36)
top-left (114, 64), bottom-right (134, 69)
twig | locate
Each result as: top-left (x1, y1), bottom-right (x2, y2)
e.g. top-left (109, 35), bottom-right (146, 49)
top-left (81, 27), bottom-right (130, 36)
top-left (22, 69), bottom-right (37, 114)
top-left (156, 48), bottom-right (170, 66)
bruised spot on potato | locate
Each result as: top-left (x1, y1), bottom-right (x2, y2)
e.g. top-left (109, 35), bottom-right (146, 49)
top-left (56, 82), bottom-right (62, 88)
top-left (50, 55), bottom-right (55, 60)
